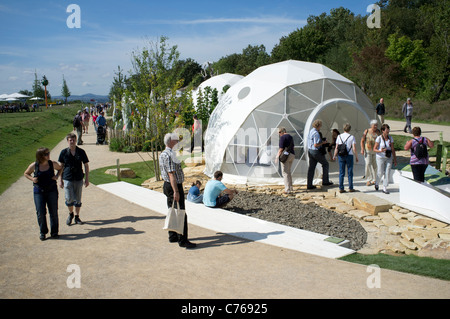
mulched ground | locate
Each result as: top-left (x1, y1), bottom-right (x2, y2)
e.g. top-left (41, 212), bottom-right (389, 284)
top-left (223, 191), bottom-right (367, 250)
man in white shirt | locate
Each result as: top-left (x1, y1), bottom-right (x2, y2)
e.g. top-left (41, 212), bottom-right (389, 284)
top-left (333, 123), bottom-right (358, 193)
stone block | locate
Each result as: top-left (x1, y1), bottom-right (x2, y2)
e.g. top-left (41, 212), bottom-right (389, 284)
top-left (389, 226), bottom-right (404, 235)
top-left (418, 239), bottom-right (450, 260)
top-left (439, 233), bottom-right (450, 241)
top-left (378, 212), bottom-right (399, 227)
top-left (347, 209), bottom-right (371, 219)
top-left (413, 237), bottom-right (428, 248)
top-left (399, 238), bottom-right (418, 250)
top-left (105, 168), bottom-right (136, 178)
top-left (401, 231), bottom-right (416, 242)
top-left (351, 193), bottom-right (392, 215)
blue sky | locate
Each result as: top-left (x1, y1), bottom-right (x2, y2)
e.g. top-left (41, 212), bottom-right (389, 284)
top-left (0, 1), bottom-right (374, 96)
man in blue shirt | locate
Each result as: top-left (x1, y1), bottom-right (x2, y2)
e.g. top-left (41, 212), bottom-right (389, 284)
top-left (307, 119), bottom-right (333, 190)
top-left (203, 171), bottom-right (238, 208)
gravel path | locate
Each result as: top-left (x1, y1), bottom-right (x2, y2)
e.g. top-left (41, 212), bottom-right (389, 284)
top-left (223, 191), bottom-right (368, 250)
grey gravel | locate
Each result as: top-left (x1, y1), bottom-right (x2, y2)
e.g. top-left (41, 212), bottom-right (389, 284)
top-left (223, 191), bottom-right (367, 250)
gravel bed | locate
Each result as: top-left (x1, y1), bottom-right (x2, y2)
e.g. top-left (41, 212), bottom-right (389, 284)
top-left (223, 191), bottom-right (367, 250)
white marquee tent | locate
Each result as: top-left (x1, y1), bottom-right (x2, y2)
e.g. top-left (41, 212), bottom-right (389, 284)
top-left (193, 73), bottom-right (244, 106)
top-left (203, 60), bottom-right (378, 184)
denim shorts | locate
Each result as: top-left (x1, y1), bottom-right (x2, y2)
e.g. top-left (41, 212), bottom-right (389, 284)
top-left (64, 179), bottom-right (83, 207)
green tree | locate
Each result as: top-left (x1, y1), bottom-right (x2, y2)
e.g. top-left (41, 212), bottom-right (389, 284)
top-left (61, 75), bottom-right (71, 105)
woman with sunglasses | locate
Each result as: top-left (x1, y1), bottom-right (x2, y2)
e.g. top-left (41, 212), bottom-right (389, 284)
top-left (24, 148), bottom-right (62, 241)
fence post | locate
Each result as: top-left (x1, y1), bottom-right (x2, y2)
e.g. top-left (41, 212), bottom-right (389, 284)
top-left (116, 159), bottom-right (120, 181)
top-left (435, 132), bottom-right (443, 170)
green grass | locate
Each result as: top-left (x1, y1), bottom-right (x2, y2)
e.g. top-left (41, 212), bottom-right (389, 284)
top-left (89, 160), bottom-right (156, 186)
top-left (0, 104), bottom-right (81, 194)
top-left (340, 253), bottom-right (450, 281)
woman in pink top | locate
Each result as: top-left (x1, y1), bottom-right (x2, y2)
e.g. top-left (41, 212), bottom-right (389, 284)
top-left (404, 126), bottom-right (434, 182)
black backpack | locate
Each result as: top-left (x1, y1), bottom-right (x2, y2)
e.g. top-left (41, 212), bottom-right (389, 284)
top-left (337, 135), bottom-right (350, 157)
top-left (413, 137), bottom-right (428, 159)
top-left (73, 115), bottom-right (81, 128)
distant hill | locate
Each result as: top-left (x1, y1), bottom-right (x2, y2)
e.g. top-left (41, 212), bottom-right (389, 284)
top-left (53, 93), bottom-right (109, 103)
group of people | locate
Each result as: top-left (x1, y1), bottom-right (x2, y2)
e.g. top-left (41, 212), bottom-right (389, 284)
top-left (72, 108), bottom-right (107, 145)
top-left (24, 133), bottom-right (89, 241)
top-left (279, 116), bottom-right (433, 195)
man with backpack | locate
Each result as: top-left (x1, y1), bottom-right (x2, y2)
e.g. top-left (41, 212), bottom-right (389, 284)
top-left (73, 110), bottom-right (83, 145)
top-left (333, 123), bottom-right (358, 193)
top-left (404, 126), bottom-right (434, 182)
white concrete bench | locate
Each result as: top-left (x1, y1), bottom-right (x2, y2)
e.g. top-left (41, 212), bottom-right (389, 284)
top-left (98, 182), bottom-right (355, 259)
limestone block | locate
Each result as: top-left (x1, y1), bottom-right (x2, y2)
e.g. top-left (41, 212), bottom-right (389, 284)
top-left (334, 203), bottom-right (355, 214)
top-left (400, 238), bottom-right (418, 250)
top-left (351, 193), bottom-right (392, 215)
top-left (401, 231), bottom-right (416, 242)
top-left (439, 233), bottom-right (450, 240)
top-left (348, 209), bottom-right (371, 219)
top-left (105, 168), bottom-right (136, 178)
top-left (418, 239), bottom-right (450, 260)
top-left (413, 237), bottom-right (428, 248)
top-left (378, 212), bottom-right (399, 227)
top-left (389, 226), bottom-right (404, 235)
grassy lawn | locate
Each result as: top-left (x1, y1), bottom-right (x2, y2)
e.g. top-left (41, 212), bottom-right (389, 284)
top-left (340, 253), bottom-right (450, 281)
top-left (89, 160), bottom-right (156, 186)
top-left (0, 104), bottom-right (81, 194)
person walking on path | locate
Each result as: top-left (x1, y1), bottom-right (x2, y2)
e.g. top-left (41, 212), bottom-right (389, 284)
top-left (73, 111), bottom-right (83, 145)
top-left (334, 124), bottom-right (358, 193)
top-left (373, 124), bottom-right (397, 194)
top-left (307, 120), bottom-right (333, 190)
top-left (276, 127), bottom-right (295, 193)
top-left (159, 132), bottom-right (196, 249)
top-left (404, 126), bottom-right (434, 182)
top-left (58, 133), bottom-right (90, 226)
top-left (376, 98), bottom-right (385, 124)
top-left (402, 98), bottom-right (413, 133)
top-left (24, 147), bottom-right (62, 241)
top-left (360, 120), bottom-right (380, 186)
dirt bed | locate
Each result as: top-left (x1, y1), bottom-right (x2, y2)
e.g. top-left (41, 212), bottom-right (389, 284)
top-left (223, 191), bottom-right (368, 250)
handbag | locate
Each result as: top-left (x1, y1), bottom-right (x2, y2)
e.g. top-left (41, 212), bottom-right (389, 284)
top-left (279, 136), bottom-right (293, 163)
top-left (163, 201), bottom-right (186, 235)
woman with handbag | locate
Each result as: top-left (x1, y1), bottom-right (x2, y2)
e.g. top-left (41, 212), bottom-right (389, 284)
top-left (373, 124), bottom-right (397, 194)
top-left (276, 127), bottom-right (295, 194)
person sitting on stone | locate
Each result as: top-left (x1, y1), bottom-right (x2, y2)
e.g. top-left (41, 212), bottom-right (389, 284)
top-left (187, 180), bottom-right (204, 203)
top-left (203, 171), bottom-right (238, 208)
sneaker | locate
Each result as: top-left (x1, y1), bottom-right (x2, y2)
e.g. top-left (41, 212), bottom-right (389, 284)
top-left (179, 241), bottom-right (197, 249)
top-left (66, 213), bottom-right (74, 225)
top-left (382, 188), bottom-right (390, 194)
top-left (349, 189), bottom-right (356, 192)
top-left (39, 234), bottom-right (46, 241)
top-left (322, 182), bottom-right (334, 186)
top-left (339, 189), bottom-right (346, 193)
top-left (74, 216), bottom-right (83, 225)
top-left (374, 184), bottom-right (379, 191)
top-left (307, 186), bottom-right (317, 190)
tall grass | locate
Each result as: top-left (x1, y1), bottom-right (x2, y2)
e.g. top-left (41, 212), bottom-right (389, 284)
top-left (0, 104), bottom-right (81, 194)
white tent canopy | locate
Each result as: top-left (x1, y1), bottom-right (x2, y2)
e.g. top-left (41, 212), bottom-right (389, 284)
top-left (204, 60), bottom-right (377, 184)
top-left (193, 73), bottom-right (243, 106)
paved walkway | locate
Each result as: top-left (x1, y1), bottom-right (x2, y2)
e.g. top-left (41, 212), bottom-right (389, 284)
top-left (1, 122), bottom-right (449, 299)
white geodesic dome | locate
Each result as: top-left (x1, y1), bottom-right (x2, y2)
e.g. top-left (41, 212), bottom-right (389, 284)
top-left (193, 73), bottom-right (244, 106)
top-left (204, 60), bottom-right (378, 185)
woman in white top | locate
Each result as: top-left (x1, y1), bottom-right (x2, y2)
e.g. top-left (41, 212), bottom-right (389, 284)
top-left (373, 123), bottom-right (397, 194)
top-left (333, 123), bottom-right (358, 193)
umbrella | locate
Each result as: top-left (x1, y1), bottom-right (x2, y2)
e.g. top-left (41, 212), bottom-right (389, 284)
top-left (7, 93), bottom-right (30, 99)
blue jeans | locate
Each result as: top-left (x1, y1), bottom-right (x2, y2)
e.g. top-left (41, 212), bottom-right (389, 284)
top-left (187, 193), bottom-right (203, 203)
top-left (338, 155), bottom-right (354, 190)
top-left (34, 190), bottom-right (59, 236)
